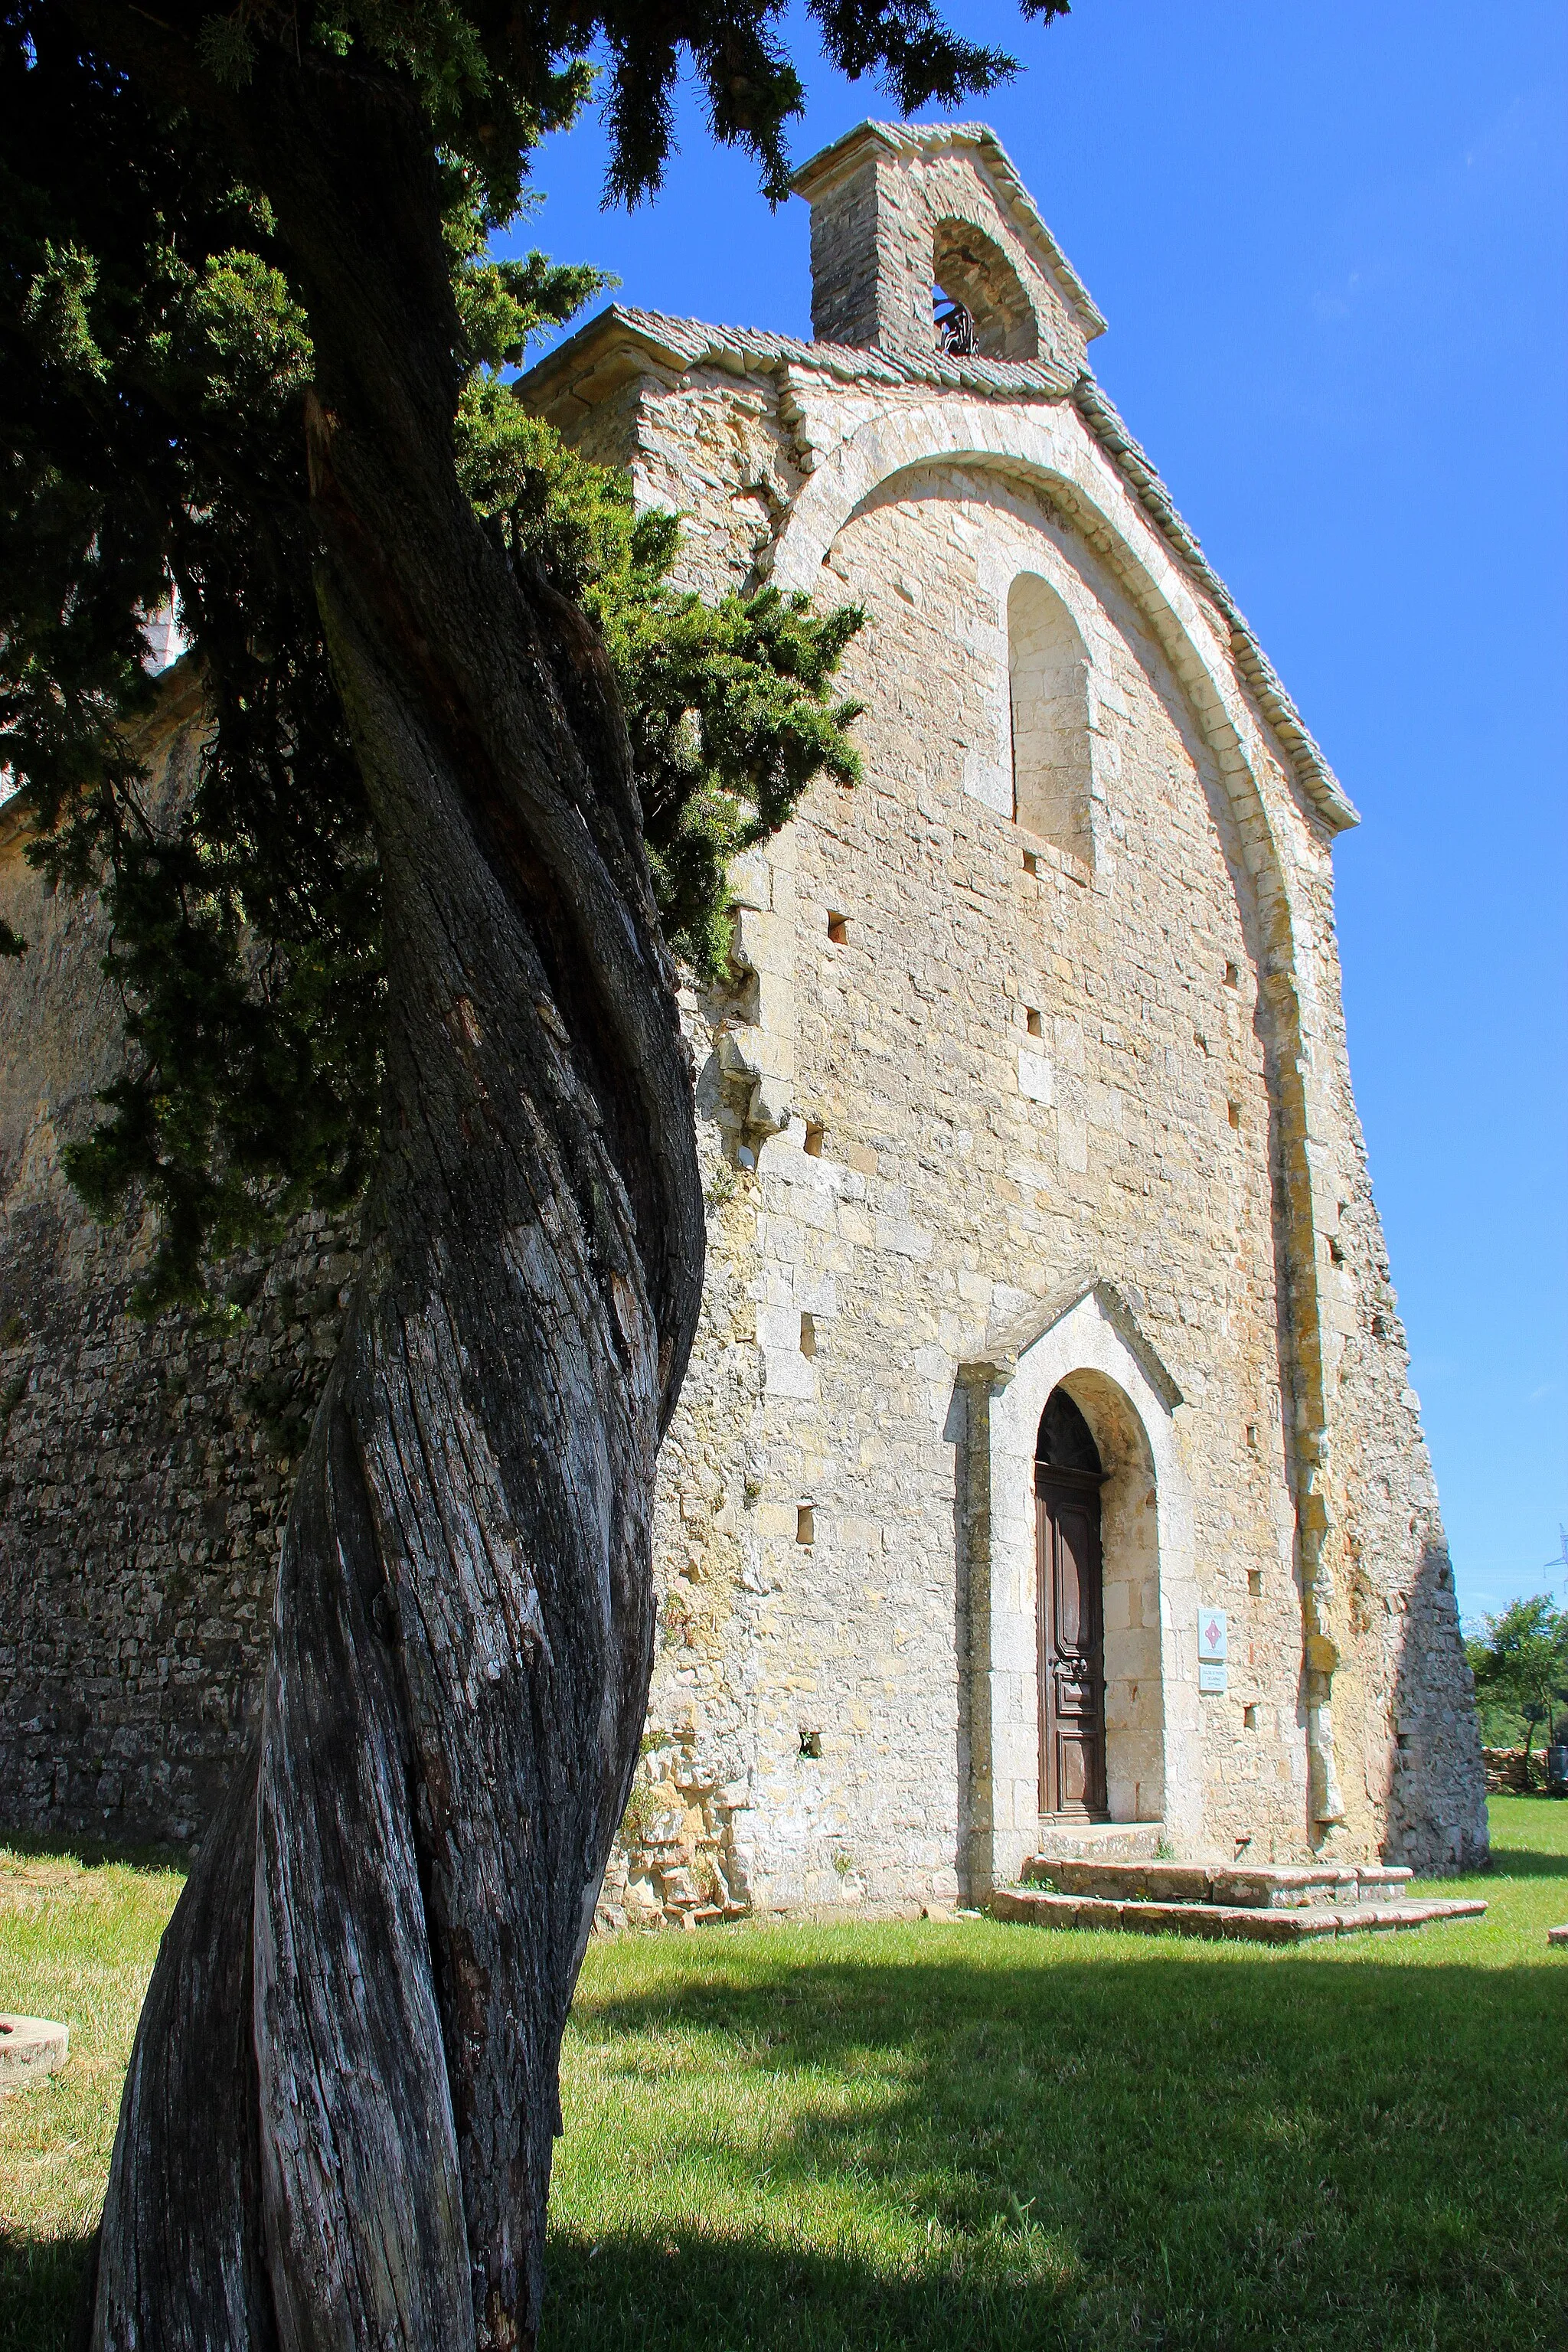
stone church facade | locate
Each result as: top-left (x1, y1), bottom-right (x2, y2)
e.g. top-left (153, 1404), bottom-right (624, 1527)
top-left (0, 122), bottom-right (1486, 1913)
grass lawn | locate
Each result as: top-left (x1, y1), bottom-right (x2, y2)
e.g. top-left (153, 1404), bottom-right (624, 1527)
top-left (4, 1799), bottom-right (1565, 2351)
top-left (0, 1847), bottom-right (184, 2350)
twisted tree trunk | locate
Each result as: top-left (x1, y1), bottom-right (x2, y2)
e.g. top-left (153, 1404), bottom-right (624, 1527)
top-left (87, 40), bottom-right (704, 2351)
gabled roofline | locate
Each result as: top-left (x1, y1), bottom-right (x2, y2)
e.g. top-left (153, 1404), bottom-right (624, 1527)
top-left (967, 1270), bottom-right (1184, 1413)
top-left (514, 308), bottom-right (1357, 835)
top-left (790, 119), bottom-right (1107, 342)
top-left (1073, 377), bottom-right (1357, 831)
top-left (514, 302), bottom-right (1079, 416)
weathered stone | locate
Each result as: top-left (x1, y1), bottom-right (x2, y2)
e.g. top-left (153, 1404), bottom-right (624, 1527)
top-left (988, 1886), bottom-right (1482, 1944)
top-left (0, 2013), bottom-right (69, 2091)
top-left (0, 121), bottom-right (1487, 1923)
top-left (1053, 1860), bottom-right (1210, 1906)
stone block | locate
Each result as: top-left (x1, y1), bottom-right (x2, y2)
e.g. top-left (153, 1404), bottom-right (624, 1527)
top-left (0, 2014), bottom-right (68, 2092)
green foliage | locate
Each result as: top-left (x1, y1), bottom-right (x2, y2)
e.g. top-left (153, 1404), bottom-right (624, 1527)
top-left (2, 19), bottom-right (864, 1315)
top-left (1465, 1594), bottom-right (1568, 1753)
top-left (459, 390), bottom-right (863, 966)
top-left (2, 0), bottom-right (1059, 1314)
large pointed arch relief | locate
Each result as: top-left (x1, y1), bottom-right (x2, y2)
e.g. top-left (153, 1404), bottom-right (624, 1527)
top-left (779, 389), bottom-right (1357, 1847)
top-left (766, 394), bottom-right (1357, 837)
top-left (958, 1276), bottom-right (1200, 1896)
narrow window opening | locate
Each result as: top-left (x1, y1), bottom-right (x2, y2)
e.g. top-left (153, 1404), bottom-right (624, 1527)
top-left (803, 1122), bottom-right (825, 1158)
top-left (1022, 849), bottom-right (1041, 877)
top-left (1008, 573), bottom-right (1092, 866)
top-left (795, 1504), bottom-right (815, 1546)
top-left (932, 220), bottom-right (1039, 361)
top-left (799, 1726), bottom-right (822, 1759)
top-left (1245, 1423), bottom-right (1259, 1452)
top-left (1247, 1567), bottom-right (1263, 1598)
top-left (932, 285), bottom-right (974, 355)
top-left (1228, 1099), bottom-right (1241, 1130)
top-left (1025, 1007), bottom-right (1044, 1039)
top-left (1224, 960), bottom-right (1240, 988)
top-left (799, 1312), bottom-right (816, 1358)
top-left (1243, 1704), bottom-right (1259, 1732)
top-left (826, 911), bottom-right (848, 945)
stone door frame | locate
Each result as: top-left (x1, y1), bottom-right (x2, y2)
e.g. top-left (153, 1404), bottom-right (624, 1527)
top-left (958, 1275), bottom-right (1200, 1895)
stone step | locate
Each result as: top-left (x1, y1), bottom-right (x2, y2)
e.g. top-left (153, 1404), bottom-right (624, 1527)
top-left (1549, 1924), bottom-right (1568, 1948)
top-left (990, 1888), bottom-right (1485, 1944)
top-left (1022, 1855), bottom-right (1416, 1909)
top-left (1028, 1820), bottom-right (1168, 1865)
top-left (0, 2014), bottom-right (69, 2092)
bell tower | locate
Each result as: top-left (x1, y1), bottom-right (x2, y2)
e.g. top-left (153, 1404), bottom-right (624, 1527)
top-left (789, 121), bottom-right (1106, 373)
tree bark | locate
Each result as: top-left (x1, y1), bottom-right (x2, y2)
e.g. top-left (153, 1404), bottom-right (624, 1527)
top-left (87, 38), bottom-right (705, 2352)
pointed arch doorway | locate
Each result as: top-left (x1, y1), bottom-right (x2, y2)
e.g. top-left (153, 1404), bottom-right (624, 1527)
top-left (1036, 1385), bottom-right (1108, 1818)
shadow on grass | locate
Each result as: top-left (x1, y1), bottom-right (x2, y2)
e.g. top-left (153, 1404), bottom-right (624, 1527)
top-left (1485, 1846), bottom-right (1568, 1880)
top-left (550, 1944), bottom-right (1568, 2352)
top-left (0, 2230), bottom-right (93, 2352)
top-left (544, 2229), bottom-right (1084, 2352)
top-left (0, 1825), bottom-right (192, 1873)
top-left (5, 1912), bottom-right (1566, 2351)
top-left (1483, 1813), bottom-right (1568, 1878)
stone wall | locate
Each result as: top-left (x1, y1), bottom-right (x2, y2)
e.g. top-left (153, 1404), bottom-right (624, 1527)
top-left (1481, 1748), bottom-right (1560, 1796)
top-left (0, 119), bottom-right (1486, 1899)
top-left (0, 676), bottom-right (354, 1842)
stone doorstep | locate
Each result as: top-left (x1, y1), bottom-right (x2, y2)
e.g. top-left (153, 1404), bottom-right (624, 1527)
top-left (0, 2014), bottom-right (69, 2091)
top-left (1025, 1857), bottom-right (1416, 1910)
top-left (1028, 1820), bottom-right (1167, 1865)
top-left (989, 1888), bottom-right (1486, 1945)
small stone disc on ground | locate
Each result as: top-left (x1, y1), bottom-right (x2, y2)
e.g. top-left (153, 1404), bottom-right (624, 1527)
top-left (0, 2014), bottom-right (70, 2091)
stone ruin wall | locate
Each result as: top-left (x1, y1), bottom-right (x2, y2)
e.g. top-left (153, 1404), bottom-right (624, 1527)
top-left (0, 676), bottom-right (352, 1845)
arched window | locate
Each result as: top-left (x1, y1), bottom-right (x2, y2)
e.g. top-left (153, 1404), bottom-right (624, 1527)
top-left (932, 220), bottom-right (1039, 362)
top-left (1008, 573), bottom-right (1092, 864)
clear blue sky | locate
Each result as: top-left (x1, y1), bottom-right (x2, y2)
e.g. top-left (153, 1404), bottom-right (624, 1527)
top-left (505, 1), bottom-right (1568, 1626)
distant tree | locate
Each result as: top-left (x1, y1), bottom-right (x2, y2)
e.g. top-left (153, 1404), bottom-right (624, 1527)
top-left (1465, 1596), bottom-right (1568, 1765)
top-left (2, 2), bottom-right (1070, 2344)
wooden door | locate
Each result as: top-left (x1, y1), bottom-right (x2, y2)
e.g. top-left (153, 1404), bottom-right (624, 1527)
top-left (1037, 1466), bottom-right (1107, 1818)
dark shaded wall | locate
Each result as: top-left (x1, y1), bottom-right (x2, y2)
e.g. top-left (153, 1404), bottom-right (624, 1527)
top-left (0, 673), bottom-right (353, 1846)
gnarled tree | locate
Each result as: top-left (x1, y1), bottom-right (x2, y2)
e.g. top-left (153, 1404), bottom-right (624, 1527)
top-left (1, 2), bottom-right (1065, 2343)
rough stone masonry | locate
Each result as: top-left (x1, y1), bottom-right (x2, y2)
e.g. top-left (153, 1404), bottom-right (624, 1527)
top-left (0, 121), bottom-right (1486, 1919)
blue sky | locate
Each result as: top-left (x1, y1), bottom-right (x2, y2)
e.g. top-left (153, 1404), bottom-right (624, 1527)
top-left (505, 2), bottom-right (1568, 1625)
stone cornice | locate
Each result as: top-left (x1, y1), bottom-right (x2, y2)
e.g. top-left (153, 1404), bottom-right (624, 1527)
top-left (1073, 377), bottom-right (1357, 833)
top-left (516, 303), bottom-right (1079, 416)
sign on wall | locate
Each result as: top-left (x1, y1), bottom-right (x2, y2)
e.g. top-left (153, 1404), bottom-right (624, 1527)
top-left (1198, 1606), bottom-right (1228, 1695)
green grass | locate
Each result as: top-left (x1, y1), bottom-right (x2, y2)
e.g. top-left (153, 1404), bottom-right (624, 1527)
top-left (0, 1845), bottom-right (184, 2350)
top-left (4, 1801), bottom-right (1565, 2350)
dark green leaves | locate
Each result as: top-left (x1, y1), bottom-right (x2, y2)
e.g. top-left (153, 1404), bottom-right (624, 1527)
top-left (5, 0), bottom-right (1060, 1309)
top-left (2, 15), bottom-right (863, 1311)
top-left (457, 381), bottom-right (863, 970)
